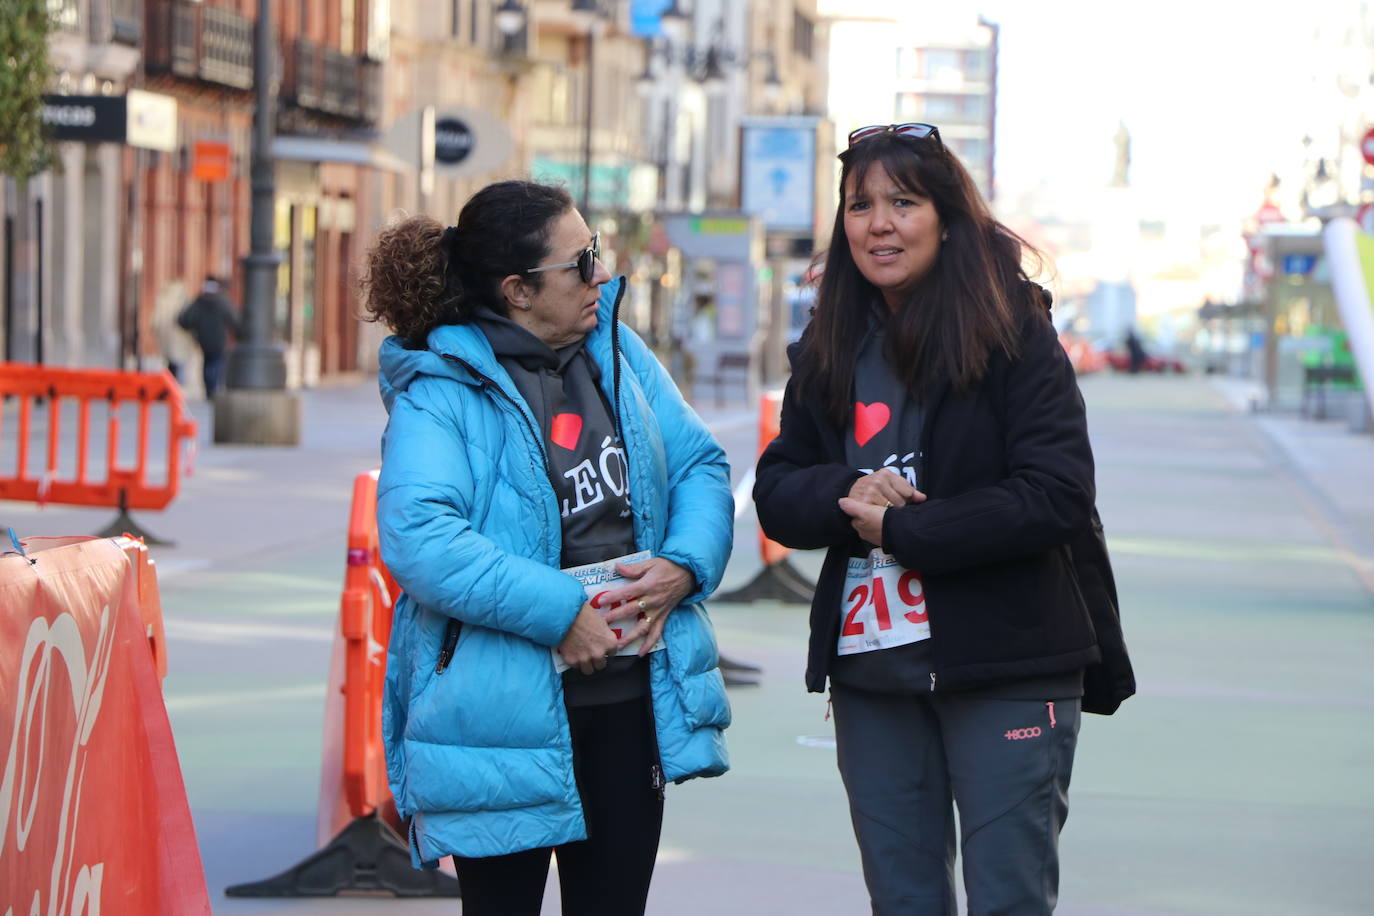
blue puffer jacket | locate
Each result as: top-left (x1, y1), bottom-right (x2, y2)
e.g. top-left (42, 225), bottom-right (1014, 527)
top-left (377, 277), bottom-right (733, 866)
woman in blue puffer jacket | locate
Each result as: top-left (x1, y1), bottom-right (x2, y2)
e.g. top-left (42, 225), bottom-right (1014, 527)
top-left (362, 181), bottom-right (732, 916)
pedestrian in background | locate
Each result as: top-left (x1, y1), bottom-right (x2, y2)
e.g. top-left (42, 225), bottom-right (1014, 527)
top-left (1124, 326), bottom-right (1148, 373)
top-left (362, 180), bottom-right (733, 916)
top-left (754, 124), bottom-right (1133, 915)
top-left (177, 275), bottom-right (242, 397)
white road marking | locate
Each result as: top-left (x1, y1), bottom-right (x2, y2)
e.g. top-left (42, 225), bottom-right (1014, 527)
top-left (163, 618), bottom-right (334, 644)
top-left (165, 682), bottom-right (325, 711)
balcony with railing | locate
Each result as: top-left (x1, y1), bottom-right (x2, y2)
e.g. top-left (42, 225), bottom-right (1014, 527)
top-left (145, 0), bottom-right (253, 90)
top-left (282, 39), bottom-right (380, 124)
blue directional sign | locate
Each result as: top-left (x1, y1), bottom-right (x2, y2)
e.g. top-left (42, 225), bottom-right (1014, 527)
top-left (741, 120), bottom-right (817, 233)
top-left (630, 0), bottom-right (671, 37)
top-left (1281, 253), bottom-right (1318, 276)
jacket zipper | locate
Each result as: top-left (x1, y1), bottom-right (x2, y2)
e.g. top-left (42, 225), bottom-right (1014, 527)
top-left (929, 672), bottom-right (937, 693)
top-left (436, 620), bottom-right (462, 674)
top-left (644, 674), bottom-right (666, 800)
top-left (608, 284), bottom-right (661, 798)
top-left (601, 280), bottom-right (661, 795)
top-left (435, 355), bottom-right (558, 675)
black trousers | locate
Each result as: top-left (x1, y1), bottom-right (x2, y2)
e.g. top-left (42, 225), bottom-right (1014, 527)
top-left (451, 694), bottom-right (664, 916)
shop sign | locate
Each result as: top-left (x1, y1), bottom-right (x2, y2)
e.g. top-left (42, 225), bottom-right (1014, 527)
top-left (41, 92), bottom-right (178, 150)
top-left (191, 140), bottom-right (232, 182)
top-left (41, 95), bottom-right (127, 144)
top-left (125, 90), bottom-right (178, 152)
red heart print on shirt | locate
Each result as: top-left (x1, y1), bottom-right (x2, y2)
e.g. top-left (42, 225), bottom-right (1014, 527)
top-left (550, 413), bottom-right (583, 450)
top-left (854, 402), bottom-right (891, 447)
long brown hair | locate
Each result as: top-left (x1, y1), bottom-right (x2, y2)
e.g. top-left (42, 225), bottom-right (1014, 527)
top-left (797, 133), bottom-right (1044, 426)
top-left (360, 181), bottom-right (573, 346)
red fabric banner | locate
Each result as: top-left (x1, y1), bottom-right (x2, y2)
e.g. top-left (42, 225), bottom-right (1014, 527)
top-left (0, 537), bottom-right (210, 915)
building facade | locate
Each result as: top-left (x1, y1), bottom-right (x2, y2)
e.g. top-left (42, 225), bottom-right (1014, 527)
top-left (2, 0), bottom-right (144, 369)
top-left (824, 5), bottom-right (997, 199)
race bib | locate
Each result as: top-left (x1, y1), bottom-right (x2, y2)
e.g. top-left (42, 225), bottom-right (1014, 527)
top-left (554, 550), bottom-right (664, 673)
top-left (836, 548), bottom-right (929, 655)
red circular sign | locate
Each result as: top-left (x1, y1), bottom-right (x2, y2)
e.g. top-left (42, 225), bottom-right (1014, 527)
top-left (1363, 127), bottom-right (1374, 166)
top-left (1358, 202), bottom-right (1374, 234)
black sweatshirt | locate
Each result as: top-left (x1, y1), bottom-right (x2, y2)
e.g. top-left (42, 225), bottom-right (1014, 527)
top-left (474, 309), bottom-right (644, 706)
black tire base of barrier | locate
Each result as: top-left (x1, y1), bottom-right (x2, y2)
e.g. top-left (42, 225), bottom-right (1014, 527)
top-left (719, 652), bottom-right (763, 687)
top-left (95, 490), bottom-right (173, 546)
top-left (224, 812), bottom-right (461, 898)
top-left (716, 557), bottom-right (815, 605)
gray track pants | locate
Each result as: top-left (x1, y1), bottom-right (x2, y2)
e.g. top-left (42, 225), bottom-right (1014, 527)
top-left (830, 683), bottom-right (1080, 916)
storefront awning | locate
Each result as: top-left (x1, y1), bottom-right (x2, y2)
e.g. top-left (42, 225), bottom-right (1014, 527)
top-left (272, 136), bottom-right (410, 173)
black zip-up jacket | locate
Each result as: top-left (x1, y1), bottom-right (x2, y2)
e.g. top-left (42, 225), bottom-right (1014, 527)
top-left (755, 303), bottom-right (1134, 713)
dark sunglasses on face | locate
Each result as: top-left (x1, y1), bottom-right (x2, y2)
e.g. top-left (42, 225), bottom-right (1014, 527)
top-left (847, 123), bottom-right (942, 148)
top-left (525, 232), bottom-right (601, 285)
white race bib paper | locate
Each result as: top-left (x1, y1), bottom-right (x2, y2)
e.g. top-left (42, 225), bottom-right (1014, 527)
top-left (836, 548), bottom-right (930, 655)
top-left (554, 550), bottom-right (664, 673)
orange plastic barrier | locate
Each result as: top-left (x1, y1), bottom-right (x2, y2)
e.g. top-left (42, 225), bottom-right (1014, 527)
top-left (0, 363), bottom-right (197, 511)
top-left (338, 470), bottom-right (400, 825)
top-left (717, 390), bottom-right (814, 604)
top-left (226, 471), bottom-right (457, 898)
top-left (757, 390), bottom-right (789, 566)
top-left (0, 535), bottom-right (211, 915)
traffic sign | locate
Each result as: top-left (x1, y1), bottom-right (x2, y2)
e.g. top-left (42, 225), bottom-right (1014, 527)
top-left (1358, 202), bottom-right (1374, 234)
top-left (1363, 127), bottom-right (1374, 166)
top-left (1281, 253), bottom-right (1318, 276)
top-left (434, 118), bottom-right (474, 166)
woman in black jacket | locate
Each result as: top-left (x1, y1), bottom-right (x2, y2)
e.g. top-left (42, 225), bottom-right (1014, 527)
top-left (754, 124), bottom-right (1132, 916)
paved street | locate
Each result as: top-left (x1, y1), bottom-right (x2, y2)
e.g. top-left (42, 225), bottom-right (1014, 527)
top-left (5, 370), bottom-right (1374, 914)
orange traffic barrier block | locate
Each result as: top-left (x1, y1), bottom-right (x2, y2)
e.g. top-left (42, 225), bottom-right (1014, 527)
top-left (0, 534), bottom-right (210, 915)
top-left (0, 363), bottom-right (197, 544)
top-left (226, 471), bottom-right (458, 899)
top-left (717, 390), bottom-right (815, 604)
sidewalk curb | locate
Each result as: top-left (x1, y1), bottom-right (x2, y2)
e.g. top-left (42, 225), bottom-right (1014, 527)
top-left (1210, 377), bottom-right (1374, 598)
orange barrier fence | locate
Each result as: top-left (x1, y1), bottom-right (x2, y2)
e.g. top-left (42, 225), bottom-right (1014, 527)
top-left (717, 390), bottom-right (815, 604)
top-left (0, 363), bottom-right (197, 542)
top-left (1, 534), bottom-right (210, 915)
top-left (226, 471), bottom-right (459, 899)
top-left (339, 470), bottom-right (401, 824)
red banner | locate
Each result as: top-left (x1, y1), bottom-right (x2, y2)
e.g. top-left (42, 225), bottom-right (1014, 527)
top-left (0, 537), bottom-right (210, 915)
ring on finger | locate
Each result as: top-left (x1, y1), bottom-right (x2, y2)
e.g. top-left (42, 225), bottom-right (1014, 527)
top-left (883, 499), bottom-right (893, 508)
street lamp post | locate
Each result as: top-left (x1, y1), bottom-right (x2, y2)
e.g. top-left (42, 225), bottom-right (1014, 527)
top-left (215, 0), bottom-right (300, 444)
top-left (571, 0), bottom-right (602, 215)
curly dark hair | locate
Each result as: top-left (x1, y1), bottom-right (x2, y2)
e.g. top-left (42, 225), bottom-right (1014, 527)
top-left (361, 181), bottom-right (574, 346)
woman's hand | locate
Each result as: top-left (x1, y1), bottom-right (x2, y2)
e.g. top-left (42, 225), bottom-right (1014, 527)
top-left (840, 473), bottom-right (925, 547)
top-left (600, 558), bottom-right (695, 657)
top-left (838, 498), bottom-right (889, 547)
top-left (557, 602), bottom-right (620, 675)
top-left (846, 469), bottom-right (924, 508)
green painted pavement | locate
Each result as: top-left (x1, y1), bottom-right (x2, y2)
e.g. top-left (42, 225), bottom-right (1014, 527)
top-left (8, 372), bottom-right (1372, 913)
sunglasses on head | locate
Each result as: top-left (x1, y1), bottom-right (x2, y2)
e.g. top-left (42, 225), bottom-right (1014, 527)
top-left (525, 232), bottom-right (601, 285)
top-left (847, 123), bottom-right (942, 148)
